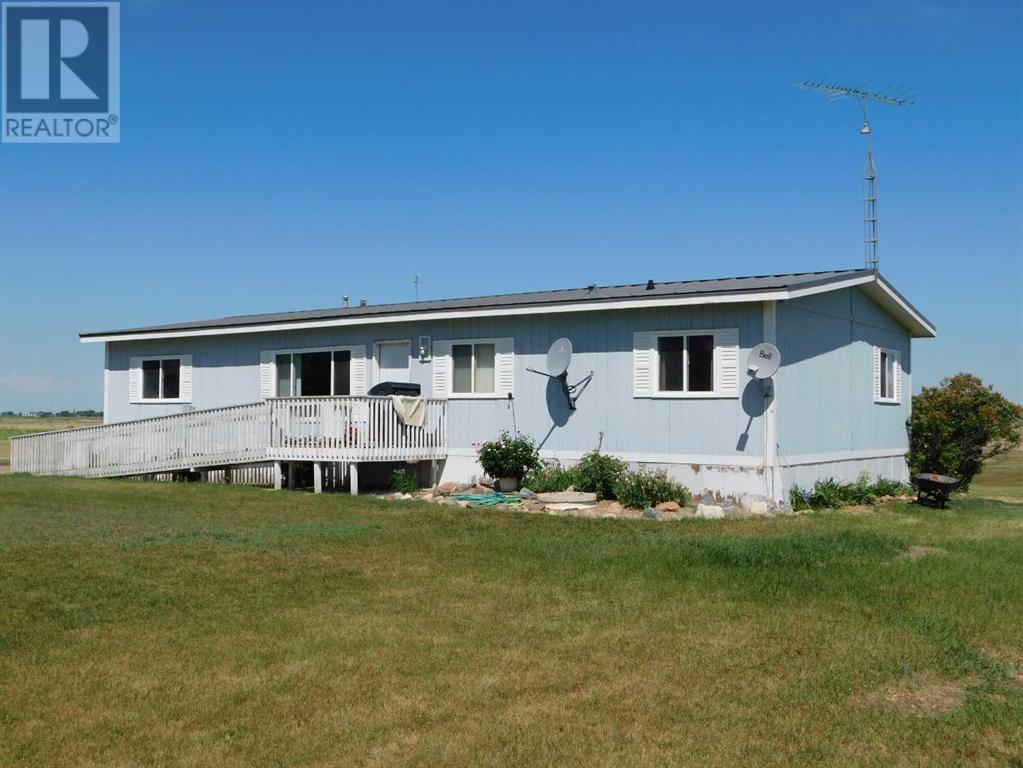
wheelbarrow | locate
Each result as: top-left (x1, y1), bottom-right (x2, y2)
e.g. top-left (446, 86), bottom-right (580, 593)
top-left (910, 473), bottom-right (961, 509)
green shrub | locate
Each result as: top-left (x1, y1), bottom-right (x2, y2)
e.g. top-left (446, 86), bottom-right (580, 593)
top-left (907, 373), bottom-right (1021, 491)
top-left (613, 468), bottom-right (691, 509)
top-left (789, 475), bottom-right (912, 511)
top-left (390, 469), bottom-right (419, 495)
top-left (572, 450), bottom-right (629, 500)
top-left (522, 460), bottom-right (576, 493)
top-left (475, 432), bottom-right (542, 481)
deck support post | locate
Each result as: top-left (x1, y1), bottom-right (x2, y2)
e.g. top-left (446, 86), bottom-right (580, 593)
top-left (313, 461), bottom-right (323, 494)
top-left (273, 461), bottom-right (283, 490)
top-left (287, 462), bottom-right (296, 490)
top-left (430, 459), bottom-right (438, 490)
top-left (349, 463), bottom-right (359, 496)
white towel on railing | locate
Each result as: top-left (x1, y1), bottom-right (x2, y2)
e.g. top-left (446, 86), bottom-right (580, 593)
top-left (389, 396), bottom-right (427, 427)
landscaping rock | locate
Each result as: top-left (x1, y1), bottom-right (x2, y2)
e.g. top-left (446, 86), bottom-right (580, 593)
top-left (536, 491), bottom-right (598, 504)
top-left (518, 487), bottom-right (539, 500)
top-left (545, 502), bottom-right (597, 512)
top-left (695, 503), bottom-right (726, 519)
top-left (523, 500), bottom-right (546, 512)
top-left (604, 501), bottom-right (626, 515)
top-left (739, 494), bottom-right (775, 516)
top-left (434, 482), bottom-right (458, 496)
top-left (398, 493), bottom-right (414, 501)
top-left (643, 507), bottom-right (660, 520)
top-left (656, 501), bottom-right (682, 514)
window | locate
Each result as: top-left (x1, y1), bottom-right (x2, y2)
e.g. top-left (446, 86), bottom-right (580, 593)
top-left (452, 342), bottom-right (496, 394)
top-left (874, 347), bottom-right (901, 404)
top-left (141, 358), bottom-right (182, 400)
top-left (275, 349), bottom-right (352, 397)
top-left (657, 333), bottom-right (714, 393)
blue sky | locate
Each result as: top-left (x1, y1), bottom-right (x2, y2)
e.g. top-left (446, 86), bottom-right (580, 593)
top-left (1, 0), bottom-right (1020, 411)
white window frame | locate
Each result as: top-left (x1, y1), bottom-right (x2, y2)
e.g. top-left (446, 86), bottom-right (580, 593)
top-left (651, 330), bottom-right (720, 399)
top-left (273, 345), bottom-right (360, 397)
top-left (875, 346), bottom-right (901, 404)
top-left (448, 338), bottom-right (500, 399)
top-left (373, 339), bottom-right (412, 384)
top-left (138, 356), bottom-right (187, 403)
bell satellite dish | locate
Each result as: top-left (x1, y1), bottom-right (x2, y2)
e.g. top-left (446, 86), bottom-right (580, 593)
top-left (547, 337), bottom-right (573, 378)
top-left (746, 342), bottom-right (781, 379)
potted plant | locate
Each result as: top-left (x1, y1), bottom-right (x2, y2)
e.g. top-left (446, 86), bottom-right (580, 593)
top-left (475, 432), bottom-right (541, 492)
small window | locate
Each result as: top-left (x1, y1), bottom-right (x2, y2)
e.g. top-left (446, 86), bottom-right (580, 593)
top-left (657, 334), bottom-right (714, 394)
top-left (276, 349), bottom-right (353, 397)
top-left (452, 342), bottom-right (496, 394)
top-left (141, 358), bottom-right (182, 400)
top-left (877, 348), bottom-right (899, 402)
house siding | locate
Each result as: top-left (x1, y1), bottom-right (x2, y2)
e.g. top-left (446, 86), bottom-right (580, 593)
top-left (105, 301), bottom-right (767, 463)
top-left (775, 287), bottom-right (911, 468)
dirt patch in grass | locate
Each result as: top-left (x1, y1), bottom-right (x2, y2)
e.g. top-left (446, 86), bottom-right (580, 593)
top-left (856, 673), bottom-right (968, 716)
top-left (900, 545), bottom-right (948, 561)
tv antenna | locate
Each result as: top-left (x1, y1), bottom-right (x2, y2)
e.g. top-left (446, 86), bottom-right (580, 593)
top-left (413, 273), bottom-right (421, 301)
top-left (798, 81), bottom-right (913, 271)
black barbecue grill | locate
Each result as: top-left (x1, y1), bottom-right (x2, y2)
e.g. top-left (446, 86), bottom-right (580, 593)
top-left (368, 381), bottom-right (422, 397)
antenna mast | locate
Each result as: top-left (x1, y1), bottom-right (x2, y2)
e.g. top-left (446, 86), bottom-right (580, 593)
top-left (413, 273), bottom-right (421, 302)
top-left (799, 81), bottom-right (913, 271)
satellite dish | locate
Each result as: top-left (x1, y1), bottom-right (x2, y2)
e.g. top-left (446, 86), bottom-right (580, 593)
top-left (746, 342), bottom-right (781, 379)
top-left (547, 337), bottom-right (573, 378)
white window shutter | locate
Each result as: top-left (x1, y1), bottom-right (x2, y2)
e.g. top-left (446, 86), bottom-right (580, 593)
top-left (432, 340), bottom-right (452, 398)
top-left (259, 351), bottom-right (276, 398)
top-left (350, 345), bottom-right (368, 395)
top-left (714, 328), bottom-right (740, 397)
top-left (893, 350), bottom-right (902, 403)
top-left (128, 357), bottom-right (142, 403)
top-left (179, 355), bottom-right (193, 402)
top-left (872, 346), bottom-right (882, 402)
top-left (495, 337), bottom-right (515, 397)
top-left (633, 332), bottom-right (655, 397)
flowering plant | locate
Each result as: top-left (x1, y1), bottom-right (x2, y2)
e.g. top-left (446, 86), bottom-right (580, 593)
top-left (474, 431), bottom-right (542, 480)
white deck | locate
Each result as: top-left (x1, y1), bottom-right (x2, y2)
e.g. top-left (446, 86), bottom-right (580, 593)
top-left (9, 396), bottom-right (448, 491)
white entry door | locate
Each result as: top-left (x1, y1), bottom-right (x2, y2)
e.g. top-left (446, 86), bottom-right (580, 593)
top-left (377, 341), bottom-right (411, 382)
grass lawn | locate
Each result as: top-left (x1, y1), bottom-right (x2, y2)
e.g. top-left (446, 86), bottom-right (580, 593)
top-left (1, 452), bottom-right (1021, 766)
top-left (0, 417), bottom-right (103, 473)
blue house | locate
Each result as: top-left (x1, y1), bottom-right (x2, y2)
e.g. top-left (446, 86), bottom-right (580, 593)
top-left (13, 269), bottom-right (934, 502)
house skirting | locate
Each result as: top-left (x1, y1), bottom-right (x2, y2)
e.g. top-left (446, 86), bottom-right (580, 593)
top-left (441, 447), bottom-right (908, 500)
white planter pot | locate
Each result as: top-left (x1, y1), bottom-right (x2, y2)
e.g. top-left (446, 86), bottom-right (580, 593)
top-left (497, 477), bottom-right (519, 492)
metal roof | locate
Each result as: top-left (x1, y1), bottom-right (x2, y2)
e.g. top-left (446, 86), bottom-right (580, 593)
top-left (79, 268), bottom-right (936, 340)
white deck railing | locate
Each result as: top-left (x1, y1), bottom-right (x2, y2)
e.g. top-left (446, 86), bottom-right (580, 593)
top-left (10, 396), bottom-right (448, 479)
top-left (267, 396), bottom-right (447, 463)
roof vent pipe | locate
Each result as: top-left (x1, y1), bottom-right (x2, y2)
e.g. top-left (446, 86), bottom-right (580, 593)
top-left (360, 298), bottom-right (367, 307)
top-left (646, 279), bottom-right (655, 290)
top-left (342, 295), bottom-right (349, 308)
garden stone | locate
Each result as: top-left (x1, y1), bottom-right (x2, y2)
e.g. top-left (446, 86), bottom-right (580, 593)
top-left (536, 491), bottom-right (598, 504)
top-left (519, 488), bottom-right (538, 500)
top-left (603, 501), bottom-right (625, 516)
top-left (434, 482), bottom-right (458, 496)
top-left (643, 507), bottom-right (660, 519)
top-left (398, 493), bottom-right (413, 501)
top-left (655, 501), bottom-right (682, 513)
top-left (739, 493), bottom-right (774, 516)
top-left (696, 503), bottom-right (726, 519)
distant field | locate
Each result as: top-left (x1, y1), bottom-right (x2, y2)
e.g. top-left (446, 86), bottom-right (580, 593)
top-left (0, 442), bottom-right (1020, 766)
top-left (0, 417), bottom-right (103, 473)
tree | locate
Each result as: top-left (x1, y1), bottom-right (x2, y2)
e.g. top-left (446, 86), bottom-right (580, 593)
top-left (907, 373), bottom-right (1021, 491)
